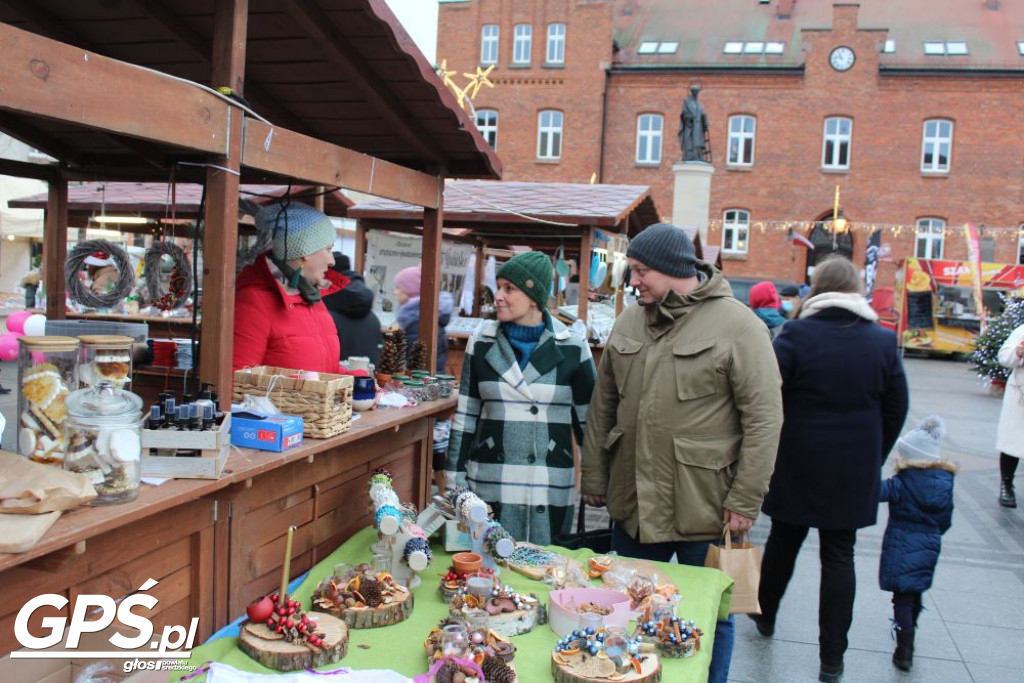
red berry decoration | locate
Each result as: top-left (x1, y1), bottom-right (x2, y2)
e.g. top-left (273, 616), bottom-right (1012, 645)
top-left (271, 594), bottom-right (279, 603)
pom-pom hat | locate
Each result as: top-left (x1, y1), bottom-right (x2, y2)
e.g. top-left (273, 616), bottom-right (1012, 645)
top-left (257, 203), bottom-right (337, 262)
top-left (394, 265), bottom-right (421, 298)
top-left (897, 415), bottom-right (946, 461)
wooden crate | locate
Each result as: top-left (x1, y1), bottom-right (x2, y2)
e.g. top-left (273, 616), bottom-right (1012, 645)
top-left (141, 413), bottom-right (231, 479)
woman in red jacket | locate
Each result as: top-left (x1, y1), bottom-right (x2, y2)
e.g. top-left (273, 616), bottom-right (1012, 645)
top-left (233, 203), bottom-right (348, 373)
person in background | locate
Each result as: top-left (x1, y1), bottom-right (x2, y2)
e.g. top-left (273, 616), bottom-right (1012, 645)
top-left (995, 321), bottom-right (1024, 507)
top-left (447, 251), bottom-right (596, 545)
top-left (753, 256), bottom-right (909, 683)
top-left (232, 203), bottom-right (347, 373)
top-left (778, 284), bottom-right (801, 319)
top-left (749, 281), bottom-right (787, 338)
top-left (394, 265), bottom-right (454, 372)
top-left (879, 415), bottom-right (955, 673)
top-left (323, 253), bottom-right (383, 367)
top-left (582, 223), bottom-right (783, 683)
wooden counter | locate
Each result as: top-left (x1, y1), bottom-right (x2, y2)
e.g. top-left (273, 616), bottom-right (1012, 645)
top-left (0, 399), bottom-right (454, 655)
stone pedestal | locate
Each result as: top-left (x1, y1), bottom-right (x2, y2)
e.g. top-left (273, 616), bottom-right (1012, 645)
top-left (671, 162), bottom-right (715, 244)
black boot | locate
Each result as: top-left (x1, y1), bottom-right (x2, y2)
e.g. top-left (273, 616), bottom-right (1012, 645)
top-left (1000, 477), bottom-right (1017, 508)
top-left (819, 661), bottom-right (844, 683)
top-left (748, 613), bottom-right (775, 637)
top-left (892, 626), bottom-right (914, 672)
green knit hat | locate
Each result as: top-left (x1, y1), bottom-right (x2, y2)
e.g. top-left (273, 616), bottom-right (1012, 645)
top-left (258, 203), bottom-right (337, 261)
top-left (497, 251), bottom-right (552, 309)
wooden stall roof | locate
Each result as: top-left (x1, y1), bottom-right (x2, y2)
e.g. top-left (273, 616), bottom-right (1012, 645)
top-left (348, 180), bottom-right (661, 235)
top-left (9, 181), bottom-right (353, 217)
top-left (0, 0), bottom-right (501, 182)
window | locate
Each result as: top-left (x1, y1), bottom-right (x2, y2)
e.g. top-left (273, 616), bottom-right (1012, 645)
top-left (1018, 41), bottom-right (1024, 56)
top-left (822, 117), bottom-right (852, 169)
top-left (480, 25), bottom-right (499, 65)
top-left (724, 41), bottom-right (785, 54)
top-left (639, 41), bottom-right (679, 54)
top-left (724, 41), bottom-right (743, 54)
top-left (638, 41), bottom-right (659, 54)
top-left (722, 210), bottom-right (750, 254)
top-left (546, 23), bottom-right (565, 64)
top-left (513, 24), bottom-right (532, 65)
top-left (764, 42), bottom-right (785, 54)
top-left (635, 114), bottom-right (663, 164)
top-left (475, 109), bottom-right (498, 150)
top-left (915, 218), bottom-right (946, 259)
top-left (921, 119), bottom-right (953, 172)
top-left (1019, 225), bottom-right (1024, 265)
top-left (924, 41), bottom-right (969, 55)
top-left (537, 110), bottom-right (563, 160)
top-left (744, 42), bottom-right (764, 53)
top-left (883, 39), bottom-right (896, 53)
top-left (727, 115), bottom-right (756, 166)
top-left (657, 42), bottom-right (679, 54)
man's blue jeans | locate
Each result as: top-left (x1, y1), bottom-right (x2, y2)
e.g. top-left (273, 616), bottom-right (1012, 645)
top-left (612, 524), bottom-right (735, 683)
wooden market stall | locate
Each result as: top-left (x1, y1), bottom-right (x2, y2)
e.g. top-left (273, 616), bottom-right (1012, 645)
top-left (348, 180), bottom-right (669, 375)
top-left (0, 0), bottom-right (499, 654)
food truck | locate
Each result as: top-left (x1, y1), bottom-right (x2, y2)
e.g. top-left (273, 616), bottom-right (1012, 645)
top-left (894, 258), bottom-right (1024, 354)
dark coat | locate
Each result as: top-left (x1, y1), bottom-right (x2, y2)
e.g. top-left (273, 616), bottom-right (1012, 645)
top-left (761, 308), bottom-right (909, 530)
top-left (323, 271), bottom-right (383, 366)
top-left (879, 461), bottom-right (955, 593)
top-left (396, 293), bottom-right (455, 372)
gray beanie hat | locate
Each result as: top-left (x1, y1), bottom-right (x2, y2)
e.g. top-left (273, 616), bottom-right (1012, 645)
top-left (258, 203), bottom-right (337, 262)
top-left (626, 223), bottom-right (697, 278)
top-left (897, 415), bottom-right (946, 461)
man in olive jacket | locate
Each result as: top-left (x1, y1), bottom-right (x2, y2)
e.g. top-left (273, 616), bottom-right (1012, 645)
top-left (581, 223), bottom-right (783, 683)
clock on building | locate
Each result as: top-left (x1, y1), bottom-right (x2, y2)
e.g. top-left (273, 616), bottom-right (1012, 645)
top-left (829, 46), bottom-right (856, 71)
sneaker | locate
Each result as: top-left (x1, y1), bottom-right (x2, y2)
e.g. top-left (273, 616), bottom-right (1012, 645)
top-left (748, 613), bottom-right (775, 637)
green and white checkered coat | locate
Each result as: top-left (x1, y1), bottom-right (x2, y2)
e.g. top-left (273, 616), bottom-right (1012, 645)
top-left (446, 315), bottom-right (597, 545)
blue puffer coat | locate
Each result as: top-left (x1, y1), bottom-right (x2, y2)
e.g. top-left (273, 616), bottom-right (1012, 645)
top-left (878, 460), bottom-right (956, 593)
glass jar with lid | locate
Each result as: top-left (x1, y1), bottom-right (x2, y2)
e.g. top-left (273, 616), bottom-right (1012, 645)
top-left (63, 381), bottom-right (144, 504)
top-left (422, 376), bottom-right (440, 401)
top-left (77, 335), bottom-right (134, 389)
top-left (17, 336), bottom-right (80, 465)
top-left (401, 379), bottom-right (426, 403)
top-left (435, 374), bottom-right (456, 398)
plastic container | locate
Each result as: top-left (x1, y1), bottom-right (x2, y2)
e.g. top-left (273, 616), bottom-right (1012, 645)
top-left (77, 334), bottom-right (134, 389)
top-left (17, 336), bottom-right (80, 465)
top-left (63, 381), bottom-right (144, 504)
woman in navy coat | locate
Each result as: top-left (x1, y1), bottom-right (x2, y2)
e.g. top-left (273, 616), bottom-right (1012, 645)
top-left (752, 257), bottom-right (909, 683)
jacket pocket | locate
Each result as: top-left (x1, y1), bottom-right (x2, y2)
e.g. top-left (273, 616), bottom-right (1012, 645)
top-left (671, 433), bottom-right (740, 535)
top-left (610, 337), bottom-right (644, 397)
top-left (673, 339), bottom-right (718, 401)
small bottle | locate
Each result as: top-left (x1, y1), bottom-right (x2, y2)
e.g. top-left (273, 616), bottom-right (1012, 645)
top-left (176, 405), bottom-right (190, 430)
top-left (202, 403), bottom-right (215, 431)
top-left (164, 396), bottom-right (177, 420)
top-left (147, 405), bottom-right (162, 430)
top-left (191, 404), bottom-right (203, 431)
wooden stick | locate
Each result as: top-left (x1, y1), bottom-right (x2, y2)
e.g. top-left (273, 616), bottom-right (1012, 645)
top-left (280, 525), bottom-right (295, 602)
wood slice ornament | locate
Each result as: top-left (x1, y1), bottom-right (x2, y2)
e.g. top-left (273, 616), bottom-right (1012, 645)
top-left (551, 650), bottom-right (661, 683)
top-left (314, 583), bottom-right (414, 629)
top-left (238, 611), bottom-right (348, 672)
top-left (312, 570), bottom-right (415, 629)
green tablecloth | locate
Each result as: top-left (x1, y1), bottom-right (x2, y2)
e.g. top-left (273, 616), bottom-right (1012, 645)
top-left (180, 527), bottom-right (733, 682)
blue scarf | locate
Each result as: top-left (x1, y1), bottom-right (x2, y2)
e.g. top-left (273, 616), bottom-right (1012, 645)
top-left (754, 307), bottom-right (787, 330)
top-left (502, 321), bottom-right (546, 369)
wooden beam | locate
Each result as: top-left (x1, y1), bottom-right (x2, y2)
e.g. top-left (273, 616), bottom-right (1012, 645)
top-left (242, 121), bottom-right (441, 209)
top-left (419, 193), bottom-right (445, 375)
top-left (0, 157), bottom-right (58, 182)
top-left (577, 226), bottom-right (593, 327)
top-left (198, 0), bottom-right (247, 404)
top-left (354, 221), bottom-right (367, 274)
top-left (472, 241), bottom-right (484, 317)
top-left (283, 0), bottom-right (445, 166)
top-left (43, 178), bottom-right (68, 320)
top-left (0, 22), bottom-right (229, 155)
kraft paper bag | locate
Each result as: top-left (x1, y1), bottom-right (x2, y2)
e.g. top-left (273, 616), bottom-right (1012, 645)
top-left (705, 527), bottom-right (763, 615)
top-left (0, 450), bottom-right (97, 514)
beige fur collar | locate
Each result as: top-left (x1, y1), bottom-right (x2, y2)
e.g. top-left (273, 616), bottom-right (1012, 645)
top-left (799, 291), bottom-right (878, 321)
top-left (893, 459), bottom-right (958, 474)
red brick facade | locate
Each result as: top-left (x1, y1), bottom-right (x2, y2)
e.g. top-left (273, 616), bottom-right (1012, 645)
top-left (438, 1), bottom-right (1024, 288)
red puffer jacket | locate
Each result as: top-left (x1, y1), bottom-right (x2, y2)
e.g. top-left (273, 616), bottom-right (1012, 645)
top-left (232, 253), bottom-right (349, 373)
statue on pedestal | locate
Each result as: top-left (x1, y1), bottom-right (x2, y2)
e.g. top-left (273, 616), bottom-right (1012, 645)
top-left (678, 85), bottom-right (710, 162)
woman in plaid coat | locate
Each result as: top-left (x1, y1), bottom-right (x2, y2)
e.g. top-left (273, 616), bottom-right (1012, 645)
top-left (446, 251), bottom-right (596, 545)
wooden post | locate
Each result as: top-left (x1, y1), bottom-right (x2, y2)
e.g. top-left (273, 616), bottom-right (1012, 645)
top-left (199, 0), bottom-right (247, 404)
top-left (472, 241), bottom-right (484, 317)
top-left (43, 178), bottom-right (68, 320)
top-left (354, 221), bottom-right (367, 274)
top-left (578, 226), bottom-right (593, 330)
top-left (419, 181), bottom-right (445, 375)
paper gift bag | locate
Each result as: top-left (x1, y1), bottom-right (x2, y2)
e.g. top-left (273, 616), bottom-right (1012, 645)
top-left (705, 527), bottom-right (763, 615)
top-left (0, 450), bottom-right (97, 514)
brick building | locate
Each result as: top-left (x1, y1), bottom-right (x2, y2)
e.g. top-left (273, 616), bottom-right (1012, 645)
top-left (437, 0), bottom-right (1024, 288)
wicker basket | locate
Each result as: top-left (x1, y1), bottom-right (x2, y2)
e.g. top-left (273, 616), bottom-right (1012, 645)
top-left (232, 366), bottom-right (354, 439)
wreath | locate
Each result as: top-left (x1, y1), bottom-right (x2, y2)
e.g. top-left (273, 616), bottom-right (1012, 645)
top-left (144, 241), bottom-right (194, 310)
top-left (65, 239), bottom-right (136, 309)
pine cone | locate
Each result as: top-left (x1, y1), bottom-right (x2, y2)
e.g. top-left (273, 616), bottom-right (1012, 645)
top-left (433, 660), bottom-right (461, 683)
top-left (361, 577), bottom-right (383, 608)
top-left (409, 340), bottom-right (428, 371)
top-left (392, 328), bottom-right (408, 373)
top-left (480, 655), bottom-right (516, 683)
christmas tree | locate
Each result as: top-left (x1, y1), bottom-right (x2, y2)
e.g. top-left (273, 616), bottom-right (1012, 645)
top-left (408, 340), bottom-right (428, 372)
top-left (969, 294), bottom-right (1024, 384)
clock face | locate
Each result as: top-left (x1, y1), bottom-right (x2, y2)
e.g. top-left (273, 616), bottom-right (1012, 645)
top-left (830, 46), bottom-right (855, 71)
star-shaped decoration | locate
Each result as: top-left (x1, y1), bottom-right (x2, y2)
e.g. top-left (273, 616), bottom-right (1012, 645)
top-left (461, 65), bottom-right (495, 100)
top-left (437, 58), bottom-right (470, 109)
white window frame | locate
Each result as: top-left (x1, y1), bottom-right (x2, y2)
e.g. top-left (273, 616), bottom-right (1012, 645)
top-left (727, 114), bottom-right (756, 166)
top-left (475, 109), bottom-right (498, 150)
top-left (546, 23), bottom-right (566, 64)
top-left (635, 113), bottom-right (663, 165)
top-left (537, 110), bottom-right (563, 160)
top-left (480, 24), bottom-right (499, 65)
top-left (915, 217), bottom-right (946, 259)
top-left (921, 119), bottom-right (953, 172)
top-left (513, 24), bottom-right (532, 65)
top-left (821, 117), bottom-right (852, 169)
top-left (722, 209), bottom-right (750, 254)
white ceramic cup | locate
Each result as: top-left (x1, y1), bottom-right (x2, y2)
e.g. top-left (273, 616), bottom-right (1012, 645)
top-left (348, 356), bottom-right (370, 372)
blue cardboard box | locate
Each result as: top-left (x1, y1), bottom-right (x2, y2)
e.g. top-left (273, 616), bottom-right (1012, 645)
top-left (230, 412), bottom-right (304, 452)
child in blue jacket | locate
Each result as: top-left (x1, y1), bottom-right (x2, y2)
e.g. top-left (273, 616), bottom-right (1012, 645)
top-left (879, 415), bottom-right (956, 673)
